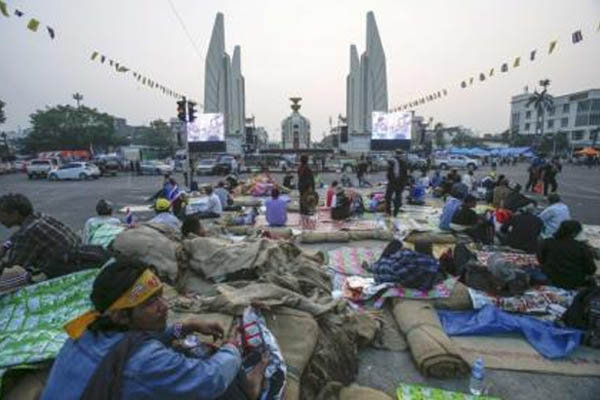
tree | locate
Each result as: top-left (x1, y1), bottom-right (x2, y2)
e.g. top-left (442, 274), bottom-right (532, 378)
top-left (0, 100), bottom-right (6, 125)
top-left (434, 122), bottom-right (446, 149)
top-left (25, 105), bottom-right (124, 153)
top-left (132, 119), bottom-right (176, 155)
top-left (500, 129), bottom-right (510, 143)
top-left (526, 79), bottom-right (554, 140)
top-left (451, 131), bottom-right (479, 148)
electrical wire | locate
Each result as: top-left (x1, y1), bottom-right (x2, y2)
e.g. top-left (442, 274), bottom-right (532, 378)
top-left (166, 0), bottom-right (205, 63)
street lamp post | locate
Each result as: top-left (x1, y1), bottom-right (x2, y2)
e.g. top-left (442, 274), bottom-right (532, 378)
top-left (72, 92), bottom-right (84, 108)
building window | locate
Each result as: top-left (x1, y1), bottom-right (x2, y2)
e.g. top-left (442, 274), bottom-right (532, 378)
top-left (511, 112), bottom-right (520, 128)
top-left (525, 110), bottom-right (531, 119)
top-left (590, 114), bottom-right (600, 126)
top-left (548, 107), bottom-right (555, 116)
top-left (572, 130), bottom-right (584, 141)
top-left (524, 123), bottom-right (530, 131)
top-left (547, 120), bottom-right (554, 129)
top-left (575, 114), bottom-right (588, 127)
top-left (577, 100), bottom-right (590, 112)
top-left (592, 99), bottom-right (600, 112)
top-left (563, 104), bottom-right (570, 113)
top-left (536, 122), bottom-right (541, 131)
top-left (561, 117), bottom-right (569, 128)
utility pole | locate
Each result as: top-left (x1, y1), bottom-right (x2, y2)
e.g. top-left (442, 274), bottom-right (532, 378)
top-left (72, 92), bottom-right (84, 108)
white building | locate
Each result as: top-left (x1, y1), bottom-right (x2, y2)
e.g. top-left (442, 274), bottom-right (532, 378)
top-left (203, 13), bottom-right (246, 154)
top-left (510, 88), bottom-right (600, 147)
top-left (281, 98), bottom-right (311, 150)
top-left (344, 11), bottom-right (388, 154)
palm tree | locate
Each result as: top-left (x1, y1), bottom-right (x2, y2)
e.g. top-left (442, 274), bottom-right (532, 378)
top-left (526, 79), bottom-right (554, 146)
top-left (434, 122), bottom-right (446, 149)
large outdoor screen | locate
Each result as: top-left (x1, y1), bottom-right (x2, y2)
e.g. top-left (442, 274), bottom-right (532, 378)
top-left (187, 113), bottom-right (225, 142)
top-left (371, 111), bottom-right (412, 140)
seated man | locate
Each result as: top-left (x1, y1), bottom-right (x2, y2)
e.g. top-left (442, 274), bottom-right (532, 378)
top-left (150, 198), bottom-right (182, 230)
top-left (265, 188), bottom-right (288, 227)
top-left (331, 186), bottom-right (351, 220)
top-left (196, 186), bottom-right (223, 219)
top-left (407, 182), bottom-right (427, 205)
top-left (499, 204), bottom-right (543, 253)
top-left (439, 189), bottom-right (463, 231)
top-left (0, 193), bottom-right (86, 279)
top-left (539, 193), bottom-right (571, 238)
top-left (538, 220), bottom-right (596, 289)
top-left (42, 257), bottom-right (267, 400)
top-left (326, 181), bottom-right (338, 208)
top-left (504, 183), bottom-right (537, 212)
top-left (450, 194), bottom-right (495, 244)
top-left (214, 181), bottom-right (242, 212)
top-left (82, 199), bottom-right (122, 244)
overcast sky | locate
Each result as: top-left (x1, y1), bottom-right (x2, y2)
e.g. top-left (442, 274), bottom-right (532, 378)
top-left (1, 0), bottom-right (599, 141)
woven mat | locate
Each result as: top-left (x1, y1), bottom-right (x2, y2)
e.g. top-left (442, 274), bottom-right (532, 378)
top-left (455, 335), bottom-right (600, 376)
top-left (255, 213), bottom-right (302, 228)
top-left (467, 285), bottom-right (576, 315)
top-left (475, 251), bottom-right (539, 267)
top-left (0, 270), bottom-right (98, 382)
top-left (327, 247), bottom-right (458, 308)
top-left (396, 382), bottom-right (500, 400)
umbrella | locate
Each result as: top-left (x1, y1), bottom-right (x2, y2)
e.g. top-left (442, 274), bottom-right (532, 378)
top-left (575, 147), bottom-right (599, 156)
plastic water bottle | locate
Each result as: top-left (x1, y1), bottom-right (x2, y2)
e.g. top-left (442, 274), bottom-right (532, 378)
top-left (469, 357), bottom-right (485, 395)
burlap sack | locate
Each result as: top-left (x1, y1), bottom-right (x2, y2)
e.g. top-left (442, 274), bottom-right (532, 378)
top-left (392, 299), bottom-right (469, 379)
top-left (299, 231), bottom-right (350, 243)
top-left (265, 307), bottom-right (319, 400)
top-left (112, 224), bottom-right (180, 283)
top-left (347, 230), bottom-right (394, 241)
top-left (339, 384), bottom-right (394, 400)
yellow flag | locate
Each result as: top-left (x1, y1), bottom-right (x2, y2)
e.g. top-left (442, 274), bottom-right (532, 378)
top-left (90, 51), bottom-right (99, 61)
top-left (513, 57), bottom-right (521, 67)
top-left (549, 40), bottom-right (558, 54)
top-left (0, 1), bottom-right (9, 17)
top-left (27, 18), bottom-right (40, 32)
top-left (469, 77), bottom-right (474, 85)
top-left (489, 68), bottom-right (494, 77)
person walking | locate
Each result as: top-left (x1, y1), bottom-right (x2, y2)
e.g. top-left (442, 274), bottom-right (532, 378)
top-left (542, 157), bottom-right (561, 196)
top-left (297, 154), bottom-right (315, 216)
top-left (385, 150), bottom-right (408, 217)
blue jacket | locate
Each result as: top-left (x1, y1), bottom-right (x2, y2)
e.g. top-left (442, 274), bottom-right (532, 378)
top-left (41, 327), bottom-right (241, 400)
top-left (439, 197), bottom-right (462, 230)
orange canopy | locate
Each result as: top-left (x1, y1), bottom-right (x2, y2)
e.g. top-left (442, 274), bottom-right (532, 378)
top-left (575, 147), bottom-right (599, 156)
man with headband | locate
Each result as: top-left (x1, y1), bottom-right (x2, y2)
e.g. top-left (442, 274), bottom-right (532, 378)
top-left (42, 257), bottom-right (267, 399)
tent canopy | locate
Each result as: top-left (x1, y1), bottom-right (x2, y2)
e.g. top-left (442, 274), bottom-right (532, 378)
top-left (575, 147), bottom-right (599, 156)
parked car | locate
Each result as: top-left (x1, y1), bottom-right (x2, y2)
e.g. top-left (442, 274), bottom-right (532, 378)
top-left (405, 154), bottom-right (428, 170)
top-left (434, 155), bottom-right (480, 170)
top-left (48, 162), bottom-right (101, 181)
top-left (14, 160), bottom-right (28, 172)
top-left (26, 159), bottom-right (57, 179)
top-left (196, 158), bottom-right (218, 175)
top-left (139, 160), bottom-right (174, 175)
top-left (243, 154), bottom-right (291, 172)
top-left (214, 155), bottom-right (234, 175)
top-left (94, 157), bottom-right (121, 176)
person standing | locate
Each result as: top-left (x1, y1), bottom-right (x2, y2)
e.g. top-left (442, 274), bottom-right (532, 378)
top-left (297, 154), bottom-right (315, 216)
top-left (230, 156), bottom-right (239, 177)
top-left (385, 150), bottom-right (408, 217)
top-left (542, 157), bottom-right (561, 196)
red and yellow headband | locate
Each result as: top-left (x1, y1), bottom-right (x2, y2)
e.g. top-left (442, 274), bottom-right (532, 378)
top-left (64, 269), bottom-right (163, 339)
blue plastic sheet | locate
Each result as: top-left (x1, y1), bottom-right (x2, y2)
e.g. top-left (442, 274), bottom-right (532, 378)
top-left (438, 305), bottom-right (583, 359)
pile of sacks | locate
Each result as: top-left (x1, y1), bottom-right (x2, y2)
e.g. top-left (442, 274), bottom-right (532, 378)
top-left (112, 223), bottom-right (385, 399)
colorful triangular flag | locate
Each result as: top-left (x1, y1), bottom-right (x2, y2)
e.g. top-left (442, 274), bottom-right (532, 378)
top-left (461, 81), bottom-right (467, 88)
top-left (489, 68), bottom-right (494, 77)
top-left (90, 51), bottom-right (99, 61)
top-left (572, 30), bottom-right (583, 44)
top-left (530, 50), bottom-right (536, 61)
top-left (501, 63), bottom-right (508, 72)
top-left (469, 77), bottom-right (474, 85)
top-left (442, 89), bottom-right (447, 96)
top-left (513, 57), bottom-right (521, 68)
top-left (109, 59), bottom-right (114, 66)
top-left (0, 1), bottom-right (10, 17)
top-left (117, 66), bottom-right (129, 73)
top-left (479, 73), bottom-right (486, 81)
top-left (47, 26), bottom-right (55, 39)
top-left (27, 18), bottom-right (40, 32)
top-left (100, 55), bottom-right (106, 63)
top-left (549, 40), bottom-right (558, 54)
top-left (14, 9), bottom-right (23, 17)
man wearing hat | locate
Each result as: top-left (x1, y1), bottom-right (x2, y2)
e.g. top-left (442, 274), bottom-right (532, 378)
top-left (82, 199), bottom-right (122, 244)
top-left (150, 198), bottom-right (182, 230)
top-left (42, 257), bottom-right (268, 399)
top-left (385, 150), bottom-right (408, 216)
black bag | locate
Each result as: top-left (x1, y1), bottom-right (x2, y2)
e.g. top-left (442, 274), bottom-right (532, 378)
top-left (453, 244), bottom-right (477, 277)
top-left (562, 286), bottom-right (600, 348)
top-left (463, 262), bottom-right (503, 294)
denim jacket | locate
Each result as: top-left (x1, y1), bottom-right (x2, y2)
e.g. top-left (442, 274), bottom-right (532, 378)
top-left (41, 326), bottom-right (241, 400)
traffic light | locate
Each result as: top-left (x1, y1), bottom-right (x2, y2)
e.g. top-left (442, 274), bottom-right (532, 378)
top-left (187, 101), bottom-right (197, 123)
top-left (176, 98), bottom-right (187, 122)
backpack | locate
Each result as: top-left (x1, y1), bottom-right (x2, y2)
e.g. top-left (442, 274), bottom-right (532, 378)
top-left (562, 286), bottom-right (600, 348)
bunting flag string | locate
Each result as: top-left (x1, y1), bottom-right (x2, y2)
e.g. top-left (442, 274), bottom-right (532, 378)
top-left (1, 1), bottom-right (198, 104)
top-left (392, 22), bottom-right (596, 112)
